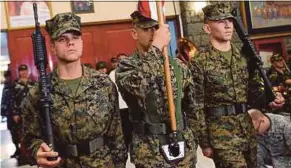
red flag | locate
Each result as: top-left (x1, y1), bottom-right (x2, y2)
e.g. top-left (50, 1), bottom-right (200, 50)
top-left (137, 1), bottom-right (165, 21)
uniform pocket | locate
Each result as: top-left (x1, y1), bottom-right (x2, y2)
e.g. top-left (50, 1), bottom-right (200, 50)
top-left (207, 72), bottom-right (225, 85)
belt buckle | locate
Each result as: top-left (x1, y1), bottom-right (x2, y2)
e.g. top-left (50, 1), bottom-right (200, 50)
top-left (78, 141), bottom-right (90, 155)
top-left (88, 140), bottom-right (95, 154)
top-left (88, 138), bottom-right (103, 154)
top-left (157, 123), bottom-right (167, 134)
top-left (77, 138), bottom-right (103, 156)
top-left (225, 105), bottom-right (235, 115)
top-left (67, 144), bottom-right (78, 157)
top-left (144, 123), bottom-right (150, 134)
top-left (234, 103), bottom-right (246, 114)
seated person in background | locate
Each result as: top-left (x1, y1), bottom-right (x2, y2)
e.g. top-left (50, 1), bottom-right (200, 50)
top-left (267, 53), bottom-right (290, 89)
top-left (248, 109), bottom-right (291, 168)
top-left (267, 53), bottom-right (291, 114)
top-left (96, 61), bottom-right (108, 74)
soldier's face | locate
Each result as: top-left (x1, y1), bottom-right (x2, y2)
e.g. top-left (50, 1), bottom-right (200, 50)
top-left (118, 55), bottom-right (127, 61)
top-left (19, 70), bottom-right (29, 79)
top-left (111, 62), bottom-right (118, 69)
top-left (132, 26), bottom-right (158, 51)
top-left (273, 59), bottom-right (284, 69)
top-left (253, 118), bottom-right (267, 135)
top-left (51, 32), bottom-right (83, 63)
top-left (98, 68), bottom-right (107, 74)
top-left (204, 18), bottom-right (234, 42)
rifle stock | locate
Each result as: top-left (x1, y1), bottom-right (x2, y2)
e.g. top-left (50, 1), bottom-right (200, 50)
top-left (232, 8), bottom-right (276, 103)
top-left (31, 3), bottom-right (57, 161)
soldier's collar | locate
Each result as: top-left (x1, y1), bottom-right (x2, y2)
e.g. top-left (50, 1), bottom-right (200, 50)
top-left (135, 46), bottom-right (162, 61)
top-left (18, 78), bottom-right (31, 85)
top-left (231, 43), bottom-right (242, 59)
top-left (209, 43), bottom-right (241, 58)
top-left (51, 66), bottom-right (83, 95)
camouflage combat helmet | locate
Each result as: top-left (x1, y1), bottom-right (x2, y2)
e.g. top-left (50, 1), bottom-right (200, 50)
top-left (96, 61), bottom-right (107, 70)
top-left (270, 53), bottom-right (283, 63)
top-left (18, 64), bottom-right (28, 71)
top-left (45, 12), bottom-right (81, 40)
top-left (202, 2), bottom-right (235, 21)
top-left (130, 11), bottom-right (158, 28)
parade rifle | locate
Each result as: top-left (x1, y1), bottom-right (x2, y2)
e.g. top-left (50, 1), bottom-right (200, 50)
top-left (31, 3), bottom-right (57, 161)
top-left (232, 8), bottom-right (276, 103)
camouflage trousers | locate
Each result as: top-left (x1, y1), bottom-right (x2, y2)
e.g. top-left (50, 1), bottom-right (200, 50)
top-left (257, 143), bottom-right (291, 168)
top-left (212, 146), bottom-right (257, 168)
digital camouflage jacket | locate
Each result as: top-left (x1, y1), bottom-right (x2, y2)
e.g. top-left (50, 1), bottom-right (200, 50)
top-left (116, 46), bottom-right (206, 168)
top-left (189, 43), bottom-right (260, 150)
top-left (11, 79), bottom-right (35, 116)
top-left (22, 66), bottom-right (127, 168)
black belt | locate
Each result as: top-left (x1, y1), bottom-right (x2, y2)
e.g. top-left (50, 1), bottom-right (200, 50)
top-left (206, 103), bottom-right (247, 117)
top-left (57, 137), bottom-right (104, 157)
top-left (132, 121), bottom-right (185, 135)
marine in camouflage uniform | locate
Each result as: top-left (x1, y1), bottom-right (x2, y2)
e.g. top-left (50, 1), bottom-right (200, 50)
top-left (190, 3), bottom-right (265, 168)
top-left (1, 71), bottom-right (12, 122)
top-left (11, 65), bottom-right (36, 117)
top-left (267, 54), bottom-right (291, 87)
top-left (248, 110), bottom-right (291, 168)
top-left (1, 70), bottom-right (20, 158)
top-left (116, 11), bottom-right (204, 168)
top-left (10, 64), bottom-right (35, 160)
top-left (1, 70), bottom-right (12, 118)
top-left (267, 54), bottom-right (291, 114)
top-left (22, 12), bottom-right (127, 168)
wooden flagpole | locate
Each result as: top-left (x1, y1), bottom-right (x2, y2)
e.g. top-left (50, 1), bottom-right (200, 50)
top-left (156, 1), bottom-right (177, 132)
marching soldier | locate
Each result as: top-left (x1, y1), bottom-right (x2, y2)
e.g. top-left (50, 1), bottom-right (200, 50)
top-left (10, 64), bottom-right (35, 163)
top-left (190, 2), bottom-right (285, 168)
top-left (22, 12), bottom-right (127, 167)
top-left (116, 11), bottom-right (203, 168)
top-left (1, 70), bottom-right (18, 158)
top-left (267, 53), bottom-right (291, 88)
top-left (267, 53), bottom-right (291, 113)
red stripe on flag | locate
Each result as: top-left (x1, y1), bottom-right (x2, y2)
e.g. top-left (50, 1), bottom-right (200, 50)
top-left (137, 0), bottom-right (165, 21)
top-left (137, 1), bottom-right (151, 18)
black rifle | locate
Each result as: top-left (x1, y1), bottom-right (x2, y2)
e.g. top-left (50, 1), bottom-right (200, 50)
top-left (31, 3), bottom-right (57, 161)
top-left (232, 8), bottom-right (276, 103)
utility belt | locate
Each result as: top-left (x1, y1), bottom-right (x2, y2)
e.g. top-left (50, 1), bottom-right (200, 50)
top-left (132, 121), bottom-right (185, 135)
top-left (206, 103), bottom-right (247, 118)
top-left (57, 136), bottom-right (104, 157)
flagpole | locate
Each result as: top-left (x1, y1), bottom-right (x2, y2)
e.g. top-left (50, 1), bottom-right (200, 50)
top-left (156, 1), bottom-right (177, 132)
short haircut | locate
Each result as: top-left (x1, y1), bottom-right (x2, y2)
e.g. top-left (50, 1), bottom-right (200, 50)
top-left (248, 109), bottom-right (264, 121)
top-left (116, 53), bottom-right (127, 59)
top-left (96, 61), bottom-right (107, 70)
top-left (4, 70), bottom-right (11, 78)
